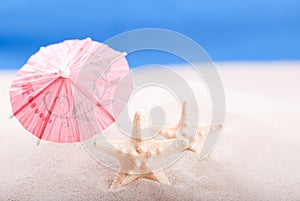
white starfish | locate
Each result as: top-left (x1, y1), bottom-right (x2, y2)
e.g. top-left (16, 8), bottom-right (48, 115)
top-left (94, 111), bottom-right (188, 189)
top-left (153, 101), bottom-right (222, 154)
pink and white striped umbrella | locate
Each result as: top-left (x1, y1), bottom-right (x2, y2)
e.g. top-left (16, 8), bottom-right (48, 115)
top-left (10, 38), bottom-right (131, 143)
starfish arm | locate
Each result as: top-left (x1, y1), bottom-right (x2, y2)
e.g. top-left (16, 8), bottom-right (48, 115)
top-left (146, 171), bottom-right (171, 185)
top-left (197, 123), bottom-right (223, 135)
top-left (149, 139), bottom-right (175, 148)
top-left (187, 138), bottom-right (206, 153)
top-left (94, 139), bottom-right (122, 159)
top-left (157, 127), bottom-right (178, 139)
top-left (153, 101), bottom-right (187, 139)
top-left (187, 147), bottom-right (197, 153)
top-left (110, 172), bottom-right (139, 189)
top-left (132, 112), bottom-right (142, 139)
top-left (156, 139), bottom-right (188, 160)
top-left (109, 140), bottom-right (133, 150)
top-left (150, 125), bottom-right (170, 138)
top-left (178, 123), bottom-right (223, 143)
top-left (184, 124), bottom-right (222, 154)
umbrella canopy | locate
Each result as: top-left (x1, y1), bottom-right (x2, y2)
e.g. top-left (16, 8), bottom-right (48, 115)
top-left (10, 38), bottom-right (131, 143)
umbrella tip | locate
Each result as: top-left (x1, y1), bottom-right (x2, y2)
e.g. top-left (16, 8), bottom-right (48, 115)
top-left (58, 67), bottom-right (71, 78)
top-left (122, 52), bottom-right (127, 56)
top-left (9, 114), bottom-right (14, 119)
top-left (36, 139), bottom-right (41, 146)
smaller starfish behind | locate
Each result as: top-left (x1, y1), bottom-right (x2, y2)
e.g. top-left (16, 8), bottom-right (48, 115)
top-left (153, 101), bottom-right (223, 154)
top-left (94, 111), bottom-right (188, 189)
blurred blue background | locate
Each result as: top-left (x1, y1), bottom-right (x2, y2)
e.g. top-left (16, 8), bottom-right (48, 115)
top-left (0, 0), bottom-right (299, 69)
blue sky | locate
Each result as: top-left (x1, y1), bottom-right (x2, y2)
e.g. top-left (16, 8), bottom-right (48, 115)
top-left (0, 0), bottom-right (299, 69)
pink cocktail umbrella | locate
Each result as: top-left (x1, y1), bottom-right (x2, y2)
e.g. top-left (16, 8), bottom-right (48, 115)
top-left (10, 38), bottom-right (130, 143)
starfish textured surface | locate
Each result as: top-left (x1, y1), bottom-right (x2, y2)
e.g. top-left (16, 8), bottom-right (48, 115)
top-left (156, 101), bottom-right (223, 154)
top-left (94, 111), bottom-right (188, 189)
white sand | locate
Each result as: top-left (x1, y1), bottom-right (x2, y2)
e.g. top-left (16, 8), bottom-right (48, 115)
top-left (1, 62), bottom-right (300, 200)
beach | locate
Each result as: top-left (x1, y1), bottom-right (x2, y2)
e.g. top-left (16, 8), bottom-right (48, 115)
top-left (1, 62), bottom-right (300, 200)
